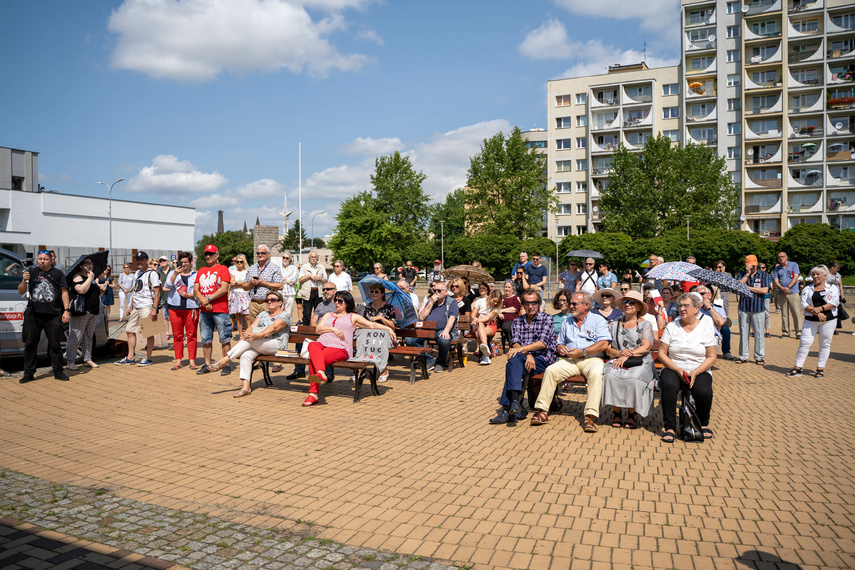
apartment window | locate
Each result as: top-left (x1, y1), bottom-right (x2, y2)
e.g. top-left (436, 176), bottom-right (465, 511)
top-left (557, 226), bottom-right (573, 237)
top-left (792, 19), bottom-right (819, 32)
top-left (576, 93), bottom-right (587, 105)
top-left (688, 28), bottom-right (712, 42)
top-left (576, 226), bottom-right (587, 235)
top-left (728, 147), bottom-right (742, 159)
top-left (690, 103), bottom-right (713, 116)
top-left (577, 204), bottom-right (588, 215)
top-left (687, 9), bottom-right (712, 24)
top-left (831, 14), bottom-right (854, 29)
top-left (663, 83), bottom-right (679, 96)
top-left (526, 140), bottom-right (547, 149)
top-left (728, 98), bottom-right (742, 111)
top-left (792, 69), bottom-right (818, 83)
top-left (663, 107), bottom-right (680, 118)
top-left (576, 115), bottom-right (588, 127)
top-left (577, 137), bottom-right (588, 149)
top-left (793, 93), bottom-right (819, 111)
top-left (731, 171), bottom-right (742, 184)
top-left (751, 69), bottom-right (778, 84)
top-left (576, 182), bottom-right (588, 193)
top-left (664, 130), bottom-right (681, 142)
top-left (556, 160), bottom-right (572, 173)
top-left (751, 192), bottom-right (779, 207)
top-left (576, 159), bottom-right (588, 170)
top-left (690, 56), bottom-right (714, 70)
top-left (831, 166), bottom-right (852, 180)
top-left (727, 74), bottom-right (741, 87)
top-left (727, 1), bottom-right (739, 14)
top-left (626, 86), bottom-right (651, 99)
top-left (751, 95), bottom-right (777, 112)
top-left (752, 45), bottom-right (776, 60)
top-left (556, 138), bottom-right (573, 150)
top-left (556, 117), bottom-right (573, 128)
top-left (558, 204), bottom-right (574, 214)
top-left (627, 132), bottom-right (650, 146)
top-left (556, 95), bottom-right (572, 107)
top-left (728, 122), bottom-right (741, 135)
top-left (751, 21), bottom-right (779, 35)
top-left (556, 182), bottom-right (572, 193)
top-left (727, 50), bottom-right (741, 62)
top-left (754, 169), bottom-right (779, 180)
top-left (691, 127), bottom-right (716, 142)
top-left (727, 25), bottom-right (740, 38)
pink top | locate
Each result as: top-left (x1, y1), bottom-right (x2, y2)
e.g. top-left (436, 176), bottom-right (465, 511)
top-left (318, 312), bottom-right (356, 359)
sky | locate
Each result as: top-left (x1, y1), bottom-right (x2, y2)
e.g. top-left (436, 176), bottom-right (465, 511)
top-left (1, 0), bottom-right (679, 243)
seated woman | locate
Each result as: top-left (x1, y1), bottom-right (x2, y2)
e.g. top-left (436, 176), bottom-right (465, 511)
top-left (592, 289), bottom-right (624, 323)
top-left (602, 291), bottom-right (656, 429)
top-left (360, 284), bottom-right (398, 382)
top-left (372, 263), bottom-right (388, 281)
top-left (656, 292), bottom-right (718, 442)
top-left (449, 278), bottom-right (472, 316)
top-left (471, 290), bottom-right (503, 365)
top-left (552, 289), bottom-right (573, 336)
top-left (661, 285), bottom-right (679, 322)
top-left (209, 291), bottom-right (290, 398)
top-left (470, 282), bottom-right (491, 356)
top-left (303, 291), bottom-right (396, 407)
top-left (500, 280), bottom-right (521, 346)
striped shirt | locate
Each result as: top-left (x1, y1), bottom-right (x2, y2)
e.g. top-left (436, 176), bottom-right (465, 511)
top-left (281, 264), bottom-right (299, 297)
top-left (736, 270), bottom-right (772, 313)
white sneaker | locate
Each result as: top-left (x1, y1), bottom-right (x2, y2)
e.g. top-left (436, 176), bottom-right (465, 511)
top-left (434, 364), bottom-right (444, 373)
top-left (479, 356), bottom-right (491, 365)
top-left (479, 343), bottom-right (490, 357)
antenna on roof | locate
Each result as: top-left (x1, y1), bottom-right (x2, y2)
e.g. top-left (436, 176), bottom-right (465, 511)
top-left (643, 37), bottom-right (647, 64)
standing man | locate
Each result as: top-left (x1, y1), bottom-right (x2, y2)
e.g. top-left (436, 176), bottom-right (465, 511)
top-left (559, 260), bottom-right (580, 291)
top-left (194, 245), bottom-right (232, 375)
top-left (242, 245), bottom-right (284, 323)
top-left (681, 256), bottom-right (700, 293)
top-left (427, 259), bottom-right (445, 284)
top-left (401, 260), bottom-right (418, 290)
top-left (407, 281), bottom-right (458, 373)
top-left (280, 252), bottom-right (299, 319)
top-left (116, 252), bottom-right (161, 366)
top-left (526, 253), bottom-right (548, 294)
top-left (530, 291), bottom-right (611, 432)
top-left (287, 281), bottom-right (338, 380)
top-left (17, 250), bottom-right (70, 383)
top-left (735, 254), bottom-right (772, 365)
top-left (298, 251), bottom-right (327, 326)
top-left (489, 288), bottom-right (557, 424)
top-left (576, 258), bottom-right (598, 294)
top-left (157, 256), bottom-right (172, 336)
top-left (511, 252), bottom-right (530, 276)
top-left (643, 254), bottom-right (663, 292)
top-left (773, 251), bottom-right (802, 338)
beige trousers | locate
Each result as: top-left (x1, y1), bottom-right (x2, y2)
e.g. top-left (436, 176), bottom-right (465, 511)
top-left (535, 356), bottom-right (605, 418)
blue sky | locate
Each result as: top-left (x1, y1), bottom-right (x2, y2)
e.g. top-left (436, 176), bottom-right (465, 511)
top-left (1, 0), bottom-right (678, 242)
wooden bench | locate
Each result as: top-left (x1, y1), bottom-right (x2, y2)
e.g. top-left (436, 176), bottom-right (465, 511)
top-left (392, 321), bottom-right (435, 384)
top-left (253, 326), bottom-right (379, 403)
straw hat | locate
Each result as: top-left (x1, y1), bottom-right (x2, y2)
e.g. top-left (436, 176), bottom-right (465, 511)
top-left (620, 290), bottom-right (647, 317)
top-left (593, 288), bottom-right (623, 306)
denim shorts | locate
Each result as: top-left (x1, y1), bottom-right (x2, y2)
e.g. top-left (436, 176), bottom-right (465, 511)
top-left (199, 312), bottom-right (231, 344)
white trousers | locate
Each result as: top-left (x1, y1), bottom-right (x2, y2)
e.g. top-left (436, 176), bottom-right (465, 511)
top-left (795, 319), bottom-right (836, 369)
top-left (118, 291), bottom-right (133, 316)
top-left (227, 337), bottom-right (280, 380)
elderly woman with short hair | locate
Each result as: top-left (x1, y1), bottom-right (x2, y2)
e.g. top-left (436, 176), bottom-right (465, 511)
top-left (657, 292), bottom-right (718, 443)
top-left (786, 265), bottom-right (839, 378)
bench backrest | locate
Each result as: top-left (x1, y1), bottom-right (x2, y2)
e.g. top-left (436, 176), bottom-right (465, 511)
top-left (396, 320), bottom-right (438, 341)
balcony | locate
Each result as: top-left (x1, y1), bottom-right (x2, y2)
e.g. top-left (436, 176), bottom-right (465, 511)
top-left (623, 113), bottom-right (652, 129)
top-left (687, 132), bottom-right (717, 146)
top-left (745, 72), bottom-right (784, 90)
top-left (788, 45), bottom-right (823, 63)
top-left (749, 47), bottom-right (784, 66)
top-left (828, 170), bottom-right (855, 186)
top-left (591, 141), bottom-right (619, 154)
top-left (788, 0), bottom-right (823, 13)
top-left (828, 192), bottom-right (855, 211)
top-left (686, 9), bottom-right (715, 27)
top-left (745, 195), bottom-right (783, 214)
top-left (788, 20), bottom-right (824, 38)
top-left (787, 194), bottom-right (823, 212)
top-left (748, 145), bottom-right (783, 163)
top-left (687, 107), bottom-right (718, 123)
top-left (788, 169), bottom-right (824, 186)
top-left (789, 125), bottom-right (824, 138)
top-left (745, 23), bottom-right (784, 41)
top-left (686, 60), bottom-right (717, 77)
top-left (827, 146), bottom-right (855, 160)
top-left (788, 142), bottom-right (823, 162)
top-left (591, 114), bottom-right (621, 131)
top-left (790, 94), bottom-right (824, 113)
top-left (685, 36), bottom-right (717, 52)
top-left (746, 124), bottom-right (783, 140)
top-left (623, 92), bottom-right (653, 105)
top-left (828, 68), bottom-right (855, 85)
top-left (591, 167), bottom-right (613, 177)
top-left (788, 70), bottom-right (823, 88)
top-left (827, 14), bottom-right (855, 34)
top-left (745, 0), bottom-right (782, 15)
top-left (827, 118), bottom-right (855, 135)
top-left (827, 43), bottom-right (855, 60)
top-left (686, 82), bottom-right (716, 98)
top-left (746, 97), bottom-right (783, 115)
top-left (591, 95), bottom-right (620, 108)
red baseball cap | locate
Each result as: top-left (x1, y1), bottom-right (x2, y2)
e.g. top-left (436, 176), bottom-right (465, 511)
top-left (204, 244), bottom-right (218, 253)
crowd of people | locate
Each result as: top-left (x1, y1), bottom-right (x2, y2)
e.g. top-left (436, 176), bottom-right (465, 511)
top-left (9, 245), bottom-right (849, 437)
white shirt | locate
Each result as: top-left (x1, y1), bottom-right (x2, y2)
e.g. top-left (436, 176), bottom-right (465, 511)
top-left (472, 297), bottom-right (488, 317)
top-left (642, 313), bottom-right (659, 333)
top-left (408, 292), bottom-right (419, 310)
top-left (578, 270), bottom-right (598, 294)
top-left (131, 269), bottom-right (161, 309)
top-left (329, 271), bottom-right (352, 292)
top-left (661, 316), bottom-right (717, 371)
top-left (300, 262), bottom-right (327, 290)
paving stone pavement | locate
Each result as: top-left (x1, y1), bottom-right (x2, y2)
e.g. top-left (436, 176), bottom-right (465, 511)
top-left (1, 307), bottom-right (855, 569)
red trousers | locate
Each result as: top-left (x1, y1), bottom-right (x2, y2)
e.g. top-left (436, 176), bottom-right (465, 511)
top-left (169, 308), bottom-right (199, 360)
top-left (307, 343), bottom-right (347, 394)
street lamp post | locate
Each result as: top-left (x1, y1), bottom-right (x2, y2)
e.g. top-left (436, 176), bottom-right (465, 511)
top-left (310, 211), bottom-right (325, 250)
top-left (98, 178), bottom-right (125, 268)
top-left (439, 220), bottom-right (445, 269)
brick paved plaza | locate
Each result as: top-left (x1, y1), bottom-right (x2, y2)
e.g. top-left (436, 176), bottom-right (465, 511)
top-left (1, 313), bottom-right (854, 569)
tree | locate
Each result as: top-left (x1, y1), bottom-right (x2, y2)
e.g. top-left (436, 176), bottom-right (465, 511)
top-left (599, 135), bottom-right (739, 238)
top-left (281, 220), bottom-right (308, 251)
top-left (446, 235), bottom-right (521, 277)
top-left (778, 223), bottom-right (855, 273)
top-left (429, 188), bottom-right (466, 241)
top-left (465, 127), bottom-right (556, 239)
top-left (194, 230), bottom-right (253, 270)
top-left (328, 191), bottom-right (406, 270)
top-left (371, 151), bottom-right (431, 241)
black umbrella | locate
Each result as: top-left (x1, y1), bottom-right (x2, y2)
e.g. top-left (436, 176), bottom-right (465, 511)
top-left (565, 249), bottom-right (604, 259)
top-left (688, 268), bottom-right (752, 297)
top-left (65, 251), bottom-right (110, 286)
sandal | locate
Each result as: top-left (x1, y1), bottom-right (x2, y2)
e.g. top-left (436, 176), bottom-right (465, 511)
top-left (814, 370), bottom-right (824, 378)
top-left (170, 364), bottom-right (182, 370)
top-left (207, 361), bottom-right (222, 373)
top-left (611, 413), bottom-right (623, 428)
top-left (624, 413), bottom-right (638, 429)
top-left (583, 415), bottom-right (598, 433)
top-left (308, 371), bottom-right (328, 384)
top-left (785, 367), bottom-right (803, 377)
top-left (701, 427), bottom-right (714, 439)
top-left (302, 394), bottom-right (319, 406)
top-left (661, 430), bottom-right (675, 443)
top-left (756, 360), bottom-right (765, 366)
top-left (734, 359), bottom-right (746, 364)
top-left (233, 389), bottom-right (251, 398)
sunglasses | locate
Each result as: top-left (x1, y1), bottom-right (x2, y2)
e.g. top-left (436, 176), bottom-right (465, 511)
top-left (266, 298), bottom-right (280, 303)
top-left (38, 250), bottom-right (50, 255)
top-left (621, 299), bottom-right (637, 306)
top-left (257, 252), bottom-right (269, 256)
top-left (450, 284), bottom-right (459, 288)
top-left (334, 299), bottom-right (345, 304)
top-left (323, 287), bottom-right (336, 291)
top-left (521, 301), bottom-right (539, 306)
top-left (370, 290), bottom-right (383, 294)
top-left (601, 294), bottom-right (612, 298)
top-left (204, 252), bottom-right (216, 256)
top-left (620, 288), bottom-right (630, 292)
top-left (568, 301), bottom-right (586, 306)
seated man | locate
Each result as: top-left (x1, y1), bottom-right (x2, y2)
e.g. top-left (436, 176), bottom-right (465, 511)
top-left (489, 288), bottom-right (557, 424)
top-left (530, 291), bottom-right (611, 432)
top-left (405, 281), bottom-right (457, 373)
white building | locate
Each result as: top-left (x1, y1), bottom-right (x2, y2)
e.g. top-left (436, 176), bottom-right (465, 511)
top-left (0, 146), bottom-right (195, 266)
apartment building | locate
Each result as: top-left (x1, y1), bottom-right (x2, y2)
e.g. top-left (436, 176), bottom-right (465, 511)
top-left (546, 63), bottom-right (682, 236)
top-left (682, 0), bottom-right (855, 237)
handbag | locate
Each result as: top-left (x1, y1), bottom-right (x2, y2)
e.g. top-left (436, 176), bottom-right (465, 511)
top-left (490, 340), bottom-right (502, 357)
top-left (69, 292), bottom-right (87, 316)
top-left (622, 356), bottom-right (644, 368)
top-left (679, 388), bottom-right (705, 442)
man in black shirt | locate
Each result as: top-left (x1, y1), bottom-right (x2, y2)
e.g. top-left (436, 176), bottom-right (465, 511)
top-left (401, 260), bottom-right (418, 290)
top-left (17, 250), bottom-right (71, 383)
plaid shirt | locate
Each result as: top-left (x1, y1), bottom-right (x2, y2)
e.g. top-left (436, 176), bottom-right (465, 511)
top-left (736, 270), bottom-right (772, 313)
top-left (244, 262), bottom-right (283, 301)
top-left (511, 310), bottom-right (557, 365)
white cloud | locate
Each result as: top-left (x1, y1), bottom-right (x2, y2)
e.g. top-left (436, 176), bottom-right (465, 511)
top-left (108, 0), bottom-right (374, 81)
top-left (301, 159), bottom-right (375, 199)
top-left (126, 155), bottom-right (228, 194)
top-left (519, 19), bottom-right (573, 59)
top-left (356, 28), bottom-right (384, 46)
top-left (551, 0), bottom-right (677, 32)
top-left (339, 136), bottom-right (404, 156)
top-left (186, 177), bottom-right (284, 208)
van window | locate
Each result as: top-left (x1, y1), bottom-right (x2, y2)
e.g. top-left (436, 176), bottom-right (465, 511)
top-left (0, 252), bottom-right (26, 290)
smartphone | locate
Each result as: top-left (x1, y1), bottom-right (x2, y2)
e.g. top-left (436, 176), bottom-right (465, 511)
top-left (682, 371), bottom-right (691, 384)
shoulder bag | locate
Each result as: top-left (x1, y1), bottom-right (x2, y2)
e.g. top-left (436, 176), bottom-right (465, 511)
top-left (679, 388), bottom-right (705, 442)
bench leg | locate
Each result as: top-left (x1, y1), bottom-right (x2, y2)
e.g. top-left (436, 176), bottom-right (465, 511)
top-left (457, 344), bottom-right (465, 369)
top-left (353, 371), bottom-right (364, 403)
top-left (419, 355), bottom-right (430, 379)
top-left (521, 372), bottom-right (532, 413)
top-left (409, 357), bottom-right (416, 385)
top-left (369, 367), bottom-right (379, 397)
top-left (261, 362), bottom-right (273, 386)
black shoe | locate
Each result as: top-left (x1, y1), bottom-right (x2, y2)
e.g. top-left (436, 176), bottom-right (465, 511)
top-left (489, 409), bottom-right (509, 424)
top-left (220, 365), bottom-right (231, 376)
top-left (19, 375), bottom-right (35, 384)
top-left (196, 364), bottom-right (210, 375)
top-left (54, 372), bottom-right (69, 381)
top-left (286, 371), bottom-right (306, 380)
top-left (508, 400), bottom-right (522, 416)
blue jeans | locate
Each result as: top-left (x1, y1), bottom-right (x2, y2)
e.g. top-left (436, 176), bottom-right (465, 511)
top-left (405, 331), bottom-right (451, 367)
top-left (199, 312), bottom-right (231, 345)
top-left (720, 325), bottom-right (731, 355)
top-left (499, 353), bottom-right (551, 407)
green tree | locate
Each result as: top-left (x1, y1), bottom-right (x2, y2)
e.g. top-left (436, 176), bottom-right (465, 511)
top-left (328, 191), bottom-right (406, 270)
top-left (599, 135), bottom-right (739, 238)
top-left (558, 232), bottom-right (636, 273)
top-left (371, 151), bottom-right (431, 241)
top-left (446, 235), bottom-right (521, 277)
top-left (429, 188), bottom-right (466, 241)
top-left (778, 223), bottom-right (855, 273)
top-left (194, 230), bottom-right (253, 270)
top-left (465, 127), bottom-right (555, 239)
top-left (281, 220), bottom-right (308, 251)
